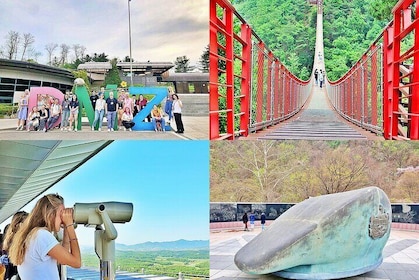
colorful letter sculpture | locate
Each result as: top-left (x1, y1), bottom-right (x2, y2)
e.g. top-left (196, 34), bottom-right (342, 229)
top-left (28, 87), bottom-right (64, 129)
top-left (234, 187), bottom-right (392, 279)
top-left (129, 87), bottom-right (171, 131)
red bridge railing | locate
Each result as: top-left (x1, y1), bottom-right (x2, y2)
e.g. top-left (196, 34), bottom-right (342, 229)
top-left (209, 0), bottom-right (311, 140)
top-left (327, 0), bottom-right (419, 140)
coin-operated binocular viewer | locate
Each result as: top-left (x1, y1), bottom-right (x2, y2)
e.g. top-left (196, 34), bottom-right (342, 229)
top-left (73, 202), bottom-right (133, 280)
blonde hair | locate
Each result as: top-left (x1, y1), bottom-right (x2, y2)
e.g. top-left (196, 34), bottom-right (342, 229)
top-left (9, 194), bottom-right (64, 265)
top-left (2, 211), bottom-right (28, 251)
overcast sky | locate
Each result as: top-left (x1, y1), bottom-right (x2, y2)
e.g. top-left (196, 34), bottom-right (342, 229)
top-left (0, 0), bottom-right (208, 65)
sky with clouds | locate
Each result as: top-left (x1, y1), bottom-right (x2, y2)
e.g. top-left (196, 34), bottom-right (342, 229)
top-left (0, 0), bottom-right (208, 65)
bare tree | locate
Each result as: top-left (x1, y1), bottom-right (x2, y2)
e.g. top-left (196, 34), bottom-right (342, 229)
top-left (314, 147), bottom-right (368, 194)
top-left (72, 44), bottom-right (86, 61)
top-left (26, 47), bottom-right (42, 62)
top-left (4, 31), bottom-right (20, 60)
top-left (396, 171), bottom-right (419, 202)
top-left (59, 43), bottom-right (70, 65)
top-left (21, 33), bottom-right (35, 60)
top-left (45, 43), bottom-right (58, 65)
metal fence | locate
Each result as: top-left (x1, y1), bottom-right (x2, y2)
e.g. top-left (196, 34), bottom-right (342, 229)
top-left (327, 0), bottom-right (419, 140)
top-left (209, 0), bottom-right (311, 140)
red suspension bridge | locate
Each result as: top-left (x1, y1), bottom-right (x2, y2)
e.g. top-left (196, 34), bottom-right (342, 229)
top-left (209, 0), bottom-right (419, 140)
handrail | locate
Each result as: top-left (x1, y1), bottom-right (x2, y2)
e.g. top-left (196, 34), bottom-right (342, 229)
top-left (209, 0), bottom-right (311, 140)
top-left (326, 0), bottom-right (419, 139)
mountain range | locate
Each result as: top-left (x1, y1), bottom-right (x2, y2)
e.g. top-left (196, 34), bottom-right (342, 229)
top-left (81, 239), bottom-right (209, 253)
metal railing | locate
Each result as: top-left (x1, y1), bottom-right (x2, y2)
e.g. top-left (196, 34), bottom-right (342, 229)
top-left (327, 0), bottom-right (419, 140)
top-left (209, 0), bottom-right (311, 140)
top-left (326, 40), bottom-right (383, 135)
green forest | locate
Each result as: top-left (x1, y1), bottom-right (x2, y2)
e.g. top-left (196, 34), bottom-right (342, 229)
top-left (210, 141), bottom-right (419, 203)
top-left (231, 0), bottom-right (397, 80)
top-left (82, 250), bottom-right (209, 279)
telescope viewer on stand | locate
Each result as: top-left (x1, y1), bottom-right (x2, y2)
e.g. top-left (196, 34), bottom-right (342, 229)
top-left (73, 202), bottom-right (134, 280)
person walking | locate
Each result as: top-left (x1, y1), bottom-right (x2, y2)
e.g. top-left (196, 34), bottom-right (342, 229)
top-left (106, 91), bottom-right (118, 131)
top-left (172, 94), bottom-right (184, 133)
top-left (314, 69), bottom-right (319, 86)
top-left (319, 70), bottom-right (324, 89)
top-left (261, 212), bottom-right (266, 231)
top-left (249, 212), bottom-right (255, 231)
top-left (242, 212), bottom-right (249, 231)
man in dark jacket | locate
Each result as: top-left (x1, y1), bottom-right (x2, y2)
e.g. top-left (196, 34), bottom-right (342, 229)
top-left (242, 213), bottom-right (249, 231)
top-left (261, 212), bottom-right (266, 231)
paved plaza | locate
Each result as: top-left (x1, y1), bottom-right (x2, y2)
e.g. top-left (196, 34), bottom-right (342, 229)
top-left (210, 228), bottom-right (419, 280)
top-left (0, 116), bottom-right (208, 140)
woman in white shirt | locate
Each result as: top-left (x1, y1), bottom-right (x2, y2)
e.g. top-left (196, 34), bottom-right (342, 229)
top-left (172, 94), bottom-right (184, 133)
top-left (8, 194), bottom-right (81, 280)
top-left (26, 107), bottom-right (40, 131)
top-left (121, 107), bottom-right (135, 131)
top-left (92, 93), bottom-right (106, 131)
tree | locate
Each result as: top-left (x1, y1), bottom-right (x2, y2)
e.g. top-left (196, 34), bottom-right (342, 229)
top-left (369, 0), bottom-right (398, 21)
top-left (92, 52), bottom-right (109, 62)
top-left (72, 44), bottom-right (86, 61)
top-left (104, 58), bottom-right (122, 87)
top-left (45, 43), bottom-right (58, 65)
top-left (72, 70), bottom-right (91, 91)
top-left (314, 146), bottom-right (368, 194)
top-left (396, 171), bottom-right (419, 202)
top-left (4, 31), bottom-right (20, 60)
top-left (174, 55), bottom-right (191, 73)
top-left (20, 33), bottom-right (35, 61)
top-left (59, 43), bottom-right (71, 65)
top-left (198, 45), bottom-right (209, 72)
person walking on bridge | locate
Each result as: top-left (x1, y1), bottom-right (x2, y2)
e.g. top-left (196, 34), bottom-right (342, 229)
top-left (314, 69), bottom-right (319, 86)
top-left (318, 70), bottom-right (324, 89)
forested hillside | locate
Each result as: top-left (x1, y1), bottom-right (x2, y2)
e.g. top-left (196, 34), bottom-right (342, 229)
top-left (231, 0), bottom-right (394, 80)
top-left (210, 141), bottom-right (419, 203)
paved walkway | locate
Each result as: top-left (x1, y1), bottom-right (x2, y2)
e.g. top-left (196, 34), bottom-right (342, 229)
top-left (0, 116), bottom-right (208, 140)
top-left (257, 85), bottom-right (369, 140)
top-left (210, 228), bottom-right (419, 280)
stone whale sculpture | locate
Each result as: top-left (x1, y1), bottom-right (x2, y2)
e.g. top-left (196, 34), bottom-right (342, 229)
top-left (234, 187), bottom-right (391, 279)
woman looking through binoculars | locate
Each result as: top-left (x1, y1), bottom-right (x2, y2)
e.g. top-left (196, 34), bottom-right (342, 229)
top-left (8, 194), bottom-right (81, 280)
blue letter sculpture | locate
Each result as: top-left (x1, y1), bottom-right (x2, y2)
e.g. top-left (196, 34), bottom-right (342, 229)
top-left (129, 87), bottom-right (170, 131)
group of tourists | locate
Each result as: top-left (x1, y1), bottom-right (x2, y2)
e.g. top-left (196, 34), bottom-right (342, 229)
top-left (15, 86), bottom-right (185, 133)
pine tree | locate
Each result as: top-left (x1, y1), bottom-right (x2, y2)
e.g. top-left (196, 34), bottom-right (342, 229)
top-left (198, 45), bottom-right (209, 72)
top-left (174, 56), bottom-right (191, 73)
